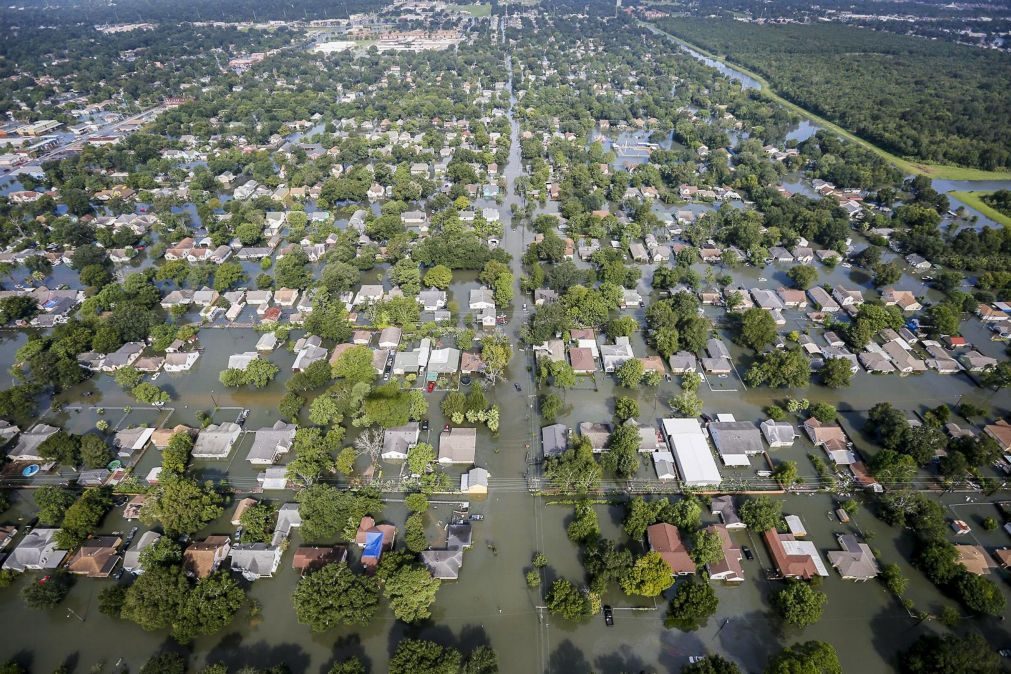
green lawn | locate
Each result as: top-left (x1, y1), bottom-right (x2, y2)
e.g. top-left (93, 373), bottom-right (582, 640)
top-left (949, 191), bottom-right (1011, 227)
top-left (448, 3), bottom-right (492, 17)
top-left (644, 21), bottom-right (1011, 182)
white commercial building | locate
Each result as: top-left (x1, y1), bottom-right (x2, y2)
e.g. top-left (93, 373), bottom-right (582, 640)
top-left (661, 418), bottom-right (722, 487)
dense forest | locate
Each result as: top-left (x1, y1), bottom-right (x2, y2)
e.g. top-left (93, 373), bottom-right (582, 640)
top-left (656, 19), bottom-right (1011, 171)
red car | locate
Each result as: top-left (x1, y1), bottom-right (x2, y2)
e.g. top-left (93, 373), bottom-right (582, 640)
top-left (426, 381), bottom-right (436, 393)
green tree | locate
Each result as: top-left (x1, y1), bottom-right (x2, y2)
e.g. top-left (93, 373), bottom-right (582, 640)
top-left (407, 442), bottom-right (436, 476)
top-left (389, 639), bottom-right (462, 674)
top-left (293, 562), bottom-right (381, 631)
top-left (614, 359), bottom-right (645, 387)
top-left (739, 496), bottom-right (783, 532)
top-left (331, 346), bottom-right (376, 385)
top-left (34, 486), bottom-right (76, 525)
top-left (38, 431), bottom-right (80, 467)
top-left (567, 501), bottom-right (600, 544)
top-left (139, 654), bottom-right (186, 674)
top-left (773, 581), bottom-right (828, 628)
top-left (405, 493), bottom-right (429, 513)
top-left (404, 513), bottom-right (427, 553)
top-left (691, 528), bottom-right (724, 566)
top-left (79, 433), bottom-right (113, 469)
top-left (683, 655), bottom-right (741, 674)
top-left (383, 563), bottom-right (441, 623)
top-left (745, 349), bottom-right (810, 388)
top-left (56, 488), bottom-right (112, 549)
top-left (296, 485), bottom-right (382, 543)
top-left (544, 439), bottom-right (602, 494)
top-left (121, 564), bottom-right (190, 631)
top-left (766, 641), bottom-right (841, 674)
top-left (738, 307), bottom-right (777, 350)
top-left (670, 390), bottom-right (703, 417)
top-left (771, 461), bottom-right (800, 487)
top-left (787, 266), bottom-right (818, 290)
top-left (173, 571), bottom-right (245, 643)
top-left (132, 383), bottom-right (170, 405)
top-left (545, 578), bottom-right (590, 620)
top-left (239, 502), bottom-right (276, 544)
top-left (212, 261), bottom-right (246, 292)
top-left (955, 572), bottom-right (1005, 616)
top-left (898, 632), bottom-right (998, 674)
top-left (21, 571), bottom-right (72, 609)
top-left (820, 358), bottom-right (852, 388)
top-left (620, 551), bottom-right (675, 597)
top-left (162, 431), bottom-right (193, 474)
top-left (423, 265), bottom-right (453, 289)
top-left (141, 475), bottom-right (224, 536)
top-left (462, 646), bottom-right (499, 674)
top-left (664, 578), bottom-right (718, 631)
top-left (614, 396), bottom-right (639, 421)
top-left (602, 423), bottom-right (641, 478)
top-left (244, 358), bottom-right (280, 388)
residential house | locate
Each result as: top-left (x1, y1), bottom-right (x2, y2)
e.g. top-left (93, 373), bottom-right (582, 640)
top-left (1, 529), bottom-right (67, 572)
top-left (601, 336), bottom-right (634, 372)
top-left (832, 286), bottom-right (864, 308)
top-left (379, 327), bottom-right (402, 350)
top-left (760, 420), bottom-right (797, 447)
top-left (961, 350), bottom-right (998, 373)
top-left (461, 467), bottom-right (490, 495)
top-left (579, 422), bottom-right (612, 453)
top-left (534, 288), bottom-right (559, 305)
top-left (356, 516), bottom-right (396, 570)
top-left (418, 289), bottom-right (447, 312)
top-left (292, 546), bottom-right (347, 575)
top-left (7, 423), bottom-right (59, 462)
top-left (763, 529), bottom-right (828, 579)
top-left (984, 420), bottom-right (1011, 452)
top-left (113, 426), bottom-right (154, 460)
top-left (183, 536), bottom-right (232, 578)
top-left (668, 352), bottom-right (697, 374)
top-left (101, 342), bottom-right (145, 371)
top-left (123, 531), bottom-right (161, 574)
top-left (469, 288), bottom-right (495, 310)
top-left (438, 427), bottom-right (477, 465)
top-left (192, 422), bottom-right (242, 459)
top-left (382, 423), bottom-right (420, 461)
top-left (807, 287), bottom-right (840, 313)
top-left (230, 544), bottom-right (283, 580)
top-left (709, 421), bottom-right (764, 467)
top-left (647, 523), bottom-right (696, 575)
top-left (67, 536), bottom-right (122, 577)
top-left (568, 347), bottom-right (596, 374)
top-left (881, 289), bottom-right (921, 312)
top-left (293, 335), bottom-right (328, 372)
top-left (827, 534), bottom-right (879, 581)
top-left (711, 495), bottom-right (744, 529)
top-left (955, 544), bottom-right (995, 576)
top-left (777, 288), bottom-right (808, 309)
top-left (706, 524), bottom-right (744, 583)
top-left (542, 424), bottom-right (568, 458)
top-left (246, 421), bottom-right (297, 465)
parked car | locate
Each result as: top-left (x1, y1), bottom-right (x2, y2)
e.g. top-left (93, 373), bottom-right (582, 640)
top-left (742, 545), bottom-right (754, 561)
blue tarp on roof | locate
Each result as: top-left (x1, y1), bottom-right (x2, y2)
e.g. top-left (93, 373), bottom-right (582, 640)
top-left (362, 530), bottom-right (383, 560)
